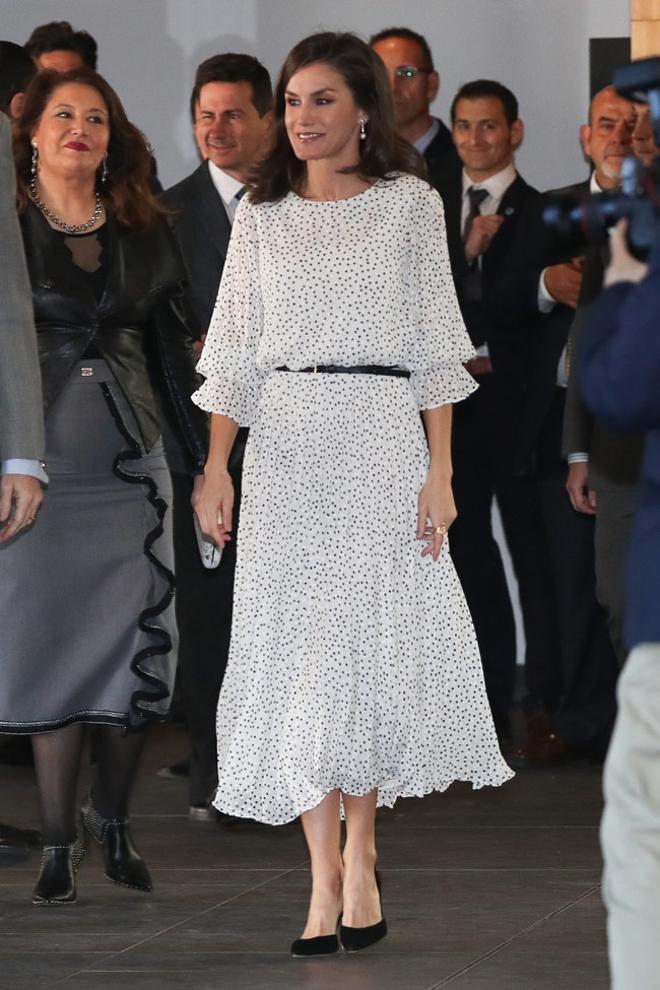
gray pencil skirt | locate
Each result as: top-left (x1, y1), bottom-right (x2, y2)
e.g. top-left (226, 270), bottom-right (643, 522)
top-left (0, 360), bottom-right (177, 733)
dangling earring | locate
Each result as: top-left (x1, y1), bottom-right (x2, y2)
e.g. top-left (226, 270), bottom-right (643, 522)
top-left (101, 156), bottom-right (108, 185)
top-left (31, 141), bottom-right (38, 179)
top-left (359, 118), bottom-right (367, 141)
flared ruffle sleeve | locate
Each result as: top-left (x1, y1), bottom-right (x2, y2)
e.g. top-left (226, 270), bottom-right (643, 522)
top-left (192, 199), bottom-right (264, 426)
top-left (405, 183), bottom-right (478, 410)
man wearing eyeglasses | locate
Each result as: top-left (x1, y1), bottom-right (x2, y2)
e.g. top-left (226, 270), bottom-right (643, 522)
top-left (370, 27), bottom-right (459, 183)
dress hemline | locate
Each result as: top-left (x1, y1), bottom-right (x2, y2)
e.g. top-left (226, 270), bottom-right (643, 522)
top-left (213, 767), bottom-right (516, 826)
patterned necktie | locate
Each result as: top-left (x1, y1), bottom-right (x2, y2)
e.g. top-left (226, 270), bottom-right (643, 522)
top-left (463, 186), bottom-right (489, 242)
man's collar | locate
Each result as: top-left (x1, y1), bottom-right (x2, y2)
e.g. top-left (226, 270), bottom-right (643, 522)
top-left (414, 117), bottom-right (441, 155)
top-left (208, 160), bottom-right (244, 205)
top-left (461, 162), bottom-right (517, 198)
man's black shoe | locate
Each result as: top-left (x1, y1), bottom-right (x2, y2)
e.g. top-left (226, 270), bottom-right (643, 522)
top-left (156, 758), bottom-right (190, 780)
top-left (0, 823), bottom-right (41, 865)
top-left (0, 737), bottom-right (34, 767)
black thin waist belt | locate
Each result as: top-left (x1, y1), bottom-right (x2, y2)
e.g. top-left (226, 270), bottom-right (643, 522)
top-left (275, 364), bottom-right (410, 379)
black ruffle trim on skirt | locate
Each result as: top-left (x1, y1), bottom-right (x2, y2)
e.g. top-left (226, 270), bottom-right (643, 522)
top-left (101, 384), bottom-right (175, 730)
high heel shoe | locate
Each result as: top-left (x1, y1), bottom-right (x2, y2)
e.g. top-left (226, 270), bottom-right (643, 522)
top-left (32, 836), bottom-right (86, 905)
top-left (291, 914), bottom-right (342, 957)
top-left (339, 868), bottom-right (387, 952)
top-left (81, 798), bottom-right (152, 892)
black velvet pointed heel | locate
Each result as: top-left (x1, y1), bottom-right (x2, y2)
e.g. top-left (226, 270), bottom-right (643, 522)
top-left (291, 914), bottom-right (342, 957)
top-left (339, 869), bottom-right (387, 952)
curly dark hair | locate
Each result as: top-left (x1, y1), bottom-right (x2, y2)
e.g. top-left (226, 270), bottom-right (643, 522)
top-left (14, 68), bottom-right (163, 231)
top-left (250, 31), bottom-right (426, 204)
top-left (24, 21), bottom-right (98, 70)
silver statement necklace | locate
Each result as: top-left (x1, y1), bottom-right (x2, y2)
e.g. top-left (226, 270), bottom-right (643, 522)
top-left (29, 176), bottom-right (104, 234)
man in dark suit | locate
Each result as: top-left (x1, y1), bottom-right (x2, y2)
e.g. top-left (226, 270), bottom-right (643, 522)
top-left (434, 79), bottom-right (564, 742)
top-left (580, 219), bottom-right (660, 989)
top-left (507, 177), bottom-right (620, 761)
top-left (370, 26), bottom-right (459, 180)
top-left (159, 54), bottom-right (272, 819)
top-left (562, 87), bottom-right (640, 665)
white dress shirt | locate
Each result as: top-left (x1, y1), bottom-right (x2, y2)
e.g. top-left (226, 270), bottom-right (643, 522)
top-left (208, 160), bottom-right (245, 224)
top-left (1, 459), bottom-right (48, 482)
top-left (539, 171), bottom-right (603, 318)
top-left (541, 173), bottom-right (602, 465)
top-left (461, 163), bottom-right (517, 357)
top-left (460, 162), bottom-right (517, 231)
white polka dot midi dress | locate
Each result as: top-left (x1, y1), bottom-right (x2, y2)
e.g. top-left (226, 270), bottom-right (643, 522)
top-left (193, 173), bottom-right (514, 825)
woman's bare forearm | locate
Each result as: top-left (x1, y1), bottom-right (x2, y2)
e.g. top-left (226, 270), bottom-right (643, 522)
top-left (206, 413), bottom-right (240, 475)
top-left (421, 404), bottom-right (453, 480)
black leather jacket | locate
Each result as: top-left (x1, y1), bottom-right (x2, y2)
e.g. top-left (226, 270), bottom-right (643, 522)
top-left (20, 203), bottom-right (208, 472)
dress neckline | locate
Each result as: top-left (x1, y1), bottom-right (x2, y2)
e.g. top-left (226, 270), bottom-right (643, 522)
top-left (290, 177), bottom-right (385, 204)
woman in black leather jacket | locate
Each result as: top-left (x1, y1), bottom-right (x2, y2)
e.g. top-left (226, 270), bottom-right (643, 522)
top-left (0, 68), bottom-right (208, 904)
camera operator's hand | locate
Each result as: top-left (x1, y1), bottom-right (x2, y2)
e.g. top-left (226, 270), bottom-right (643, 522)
top-left (566, 462), bottom-right (597, 515)
top-left (465, 215), bottom-right (504, 263)
top-left (604, 220), bottom-right (649, 287)
top-left (543, 258), bottom-right (583, 309)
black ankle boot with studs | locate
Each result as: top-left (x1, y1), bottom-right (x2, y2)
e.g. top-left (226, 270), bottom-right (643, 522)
top-left (33, 836), bottom-right (86, 905)
top-left (81, 797), bottom-right (152, 892)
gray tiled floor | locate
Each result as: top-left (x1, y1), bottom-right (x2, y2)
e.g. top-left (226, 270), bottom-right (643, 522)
top-left (0, 727), bottom-right (609, 989)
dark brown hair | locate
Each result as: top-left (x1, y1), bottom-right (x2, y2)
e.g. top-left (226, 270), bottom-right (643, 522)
top-left (450, 79), bottom-right (519, 126)
top-left (368, 27), bottom-right (435, 71)
top-left (0, 40), bottom-right (37, 115)
top-left (14, 67), bottom-right (163, 231)
top-left (250, 31), bottom-right (427, 204)
top-left (24, 20), bottom-right (98, 70)
top-left (189, 53), bottom-right (272, 121)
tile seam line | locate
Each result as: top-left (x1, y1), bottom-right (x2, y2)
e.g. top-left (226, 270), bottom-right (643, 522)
top-left (47, 858), bottom-right (309, 986)
top-left (424, 882), bottom-right (602, 989)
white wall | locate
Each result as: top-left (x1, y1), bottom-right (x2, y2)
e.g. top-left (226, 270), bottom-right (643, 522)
top-left (4, 0), bottom-right (629, 190)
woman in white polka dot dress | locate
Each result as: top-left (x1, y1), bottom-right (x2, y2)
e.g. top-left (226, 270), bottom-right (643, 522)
top-left (193, 32), bottom-right (513, 956)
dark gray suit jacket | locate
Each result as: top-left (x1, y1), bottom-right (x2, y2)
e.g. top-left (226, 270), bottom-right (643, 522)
top-left (160, 161), bottom-right (232, 336)
top-left (562, 244), bottom-right (644, 490)
top-left (0, 112), bottom-right (44, 464)
top-left (160, 161), bottom-right (238, 473)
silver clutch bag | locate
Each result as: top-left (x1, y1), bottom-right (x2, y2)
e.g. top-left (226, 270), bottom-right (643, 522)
top-left (193, 514), bottom-right (222, 569)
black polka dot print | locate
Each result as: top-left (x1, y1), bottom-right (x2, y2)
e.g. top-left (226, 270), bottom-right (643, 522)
top-left (193, 173), bottom-right (514, 825)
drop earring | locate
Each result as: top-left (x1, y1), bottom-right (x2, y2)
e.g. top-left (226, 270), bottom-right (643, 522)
top-left (101, 156), bottom-right (108, 185)
top-left (359, 118), bottom-right (367, 141)
top-left (31, 141), bottom-right (38, 179)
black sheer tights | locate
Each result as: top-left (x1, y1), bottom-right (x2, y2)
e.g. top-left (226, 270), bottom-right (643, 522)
top-left (31, 725), bottom-right (147, 845)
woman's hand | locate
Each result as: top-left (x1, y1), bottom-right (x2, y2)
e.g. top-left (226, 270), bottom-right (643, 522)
top-left (0, 474), bottom-right (43, 543)
top-left (191, 466), bottom-right (234, 549)
top-left (416, 472), bottom-right (457, 561)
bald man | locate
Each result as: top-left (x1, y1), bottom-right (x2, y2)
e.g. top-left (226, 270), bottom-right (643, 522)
top-left (562, 86), bottom-right (642, 668)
